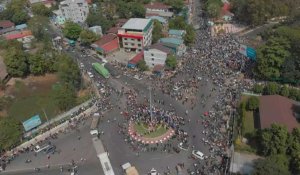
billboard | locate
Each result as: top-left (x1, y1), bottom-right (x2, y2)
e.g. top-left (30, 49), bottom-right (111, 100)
top-left (239, 44), bottom-right (256, 60)
top-left (22, 115), bottom-right (42, 132)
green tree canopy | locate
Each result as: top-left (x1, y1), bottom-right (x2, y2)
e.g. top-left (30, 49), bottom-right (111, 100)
top-left (28, 15), bottom-right (50, 41)
top-left (63, 21), bottom-right (82, 40)
top-left (79, 29), bottom-right (99, 46)
top-left (129, 2), bottom-right (146, 18)
top-left (169, 16), bottom-right (187, 30)
top-left (263, 82), bottom-right (280, 95)
top-left (164, 0), bottom-right (184, 14)
top-left (52, 84), bottom-right (76, 111)
top-left (57, 54), bottom-right (81, 89)
top-left (137, 60), bottom-right (149, 72)
top-left (0, 0), bottom-right (29, 24)
top-left (0, 118), bottom-right (21, 151)
top-left (165, 55), bottom-right (177, 70)
top-left (258, 124), bottom-right (289, 156)
top-left (253, 84), bottom-right (264, 94)
top-left (4, 48), bottom-right (29, 77)
top-left (206, 0), bottom-right (222, 18)
top-left (31, 3), bottom-right (52, 16)
top-left (152, 20), bottom-right (163, 44)
top-left (28, 53), bottom-right (47, 75)
top-left (247, 96), bottom-right (259, 111)
top-left (252, 154), bottom-right (290, 175)
top-left (184, 25), bottom-right (196, 46)
top-left (256, 37), bottom-right (291, 80)
top-left (86, 10), bottom-right (114, 33)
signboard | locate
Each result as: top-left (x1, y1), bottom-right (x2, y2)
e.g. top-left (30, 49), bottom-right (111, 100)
top-left (239, 45), bottom-right (256, 60)
top-left (22, 115), bottom-right (42, 132)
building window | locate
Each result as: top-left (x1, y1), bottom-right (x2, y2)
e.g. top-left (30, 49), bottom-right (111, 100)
top-left (131, 39), bottom-right (134, 41)
top-left (131, 43), bottom-right (134, 46)
top-left (138, 39), bottom-right (141, 41)
top-left (151, 58), bottom-right (154, 61)
top-left (125, 43), bottom-right (128, 45)
top-left (151, 53), bottom-right (154, 56)
top-left (152, 64), bottom-right (154, 66)
top-left (138, 44), bottom-right (141, 47)
top-left (124, 38), bottom-right (127, 40)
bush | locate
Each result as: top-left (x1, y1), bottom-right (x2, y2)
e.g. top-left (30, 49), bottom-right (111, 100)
top-left (247, 97), bottom-right (260, 111)
top-left (253, 84), bottom-right (264, 94)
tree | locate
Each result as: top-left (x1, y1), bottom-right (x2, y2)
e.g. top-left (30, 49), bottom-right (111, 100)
top-left (165, 55), bottom-right (177, 70)
top-left (11, 11), bottom-right (29, 25)
top-left (0, 118), bottom-right (21, 151)
top-left (28, 52), bottom-right (47, 75)
top-left (86, 11), bottom-right (114, 33)
top-left (258, 124), bottom-right (289, 156)
top-left (206, 0), bottom-right (222, 18)
top-left (256, 37), bottom-right (291, 80)
top-left (79, 30), bottom-right (99, 46)
top-left (263, 82), bottom-right (279, 95)
top-left (63, 21), bottom-right (82, 40)
top-left (28, 16), bottom-right (50, 41)
top-left (4, 48), bottom-right (28, 77)
top-left (152, 20), bottom-right (163, 44)
top-left (57, 54), bottom-right (81, 89)
top-left (252, 155), bottom-right (290, 175)
top-left (117, 1), bottom-right (131, 18)
top-left (137, 60), bottom-right (148, 72)
top-left (168, 16), bottom-right (186, 30)
top-left (52, 84), bottom-right (76, 111)
top-left (165, 0), bottom-right (184, 14)
top-left (253, 84), bottom-right (264, 94)
top-left (280, 85), bottom-right (290, 97)
top-left (31, 3), bottom-right (52, 16)
top-left (184, 25), bottom-right (195, 46)
top-left (129, 2), bottom-right (146, 18)
top-left (247, 96), bottom-right (259, 111)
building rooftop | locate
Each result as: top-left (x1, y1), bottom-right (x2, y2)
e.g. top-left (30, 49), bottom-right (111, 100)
top-left (15, 24), bottom-right (27, 30)
top-left (122, 18), bottom-right (151, 31)
top-left (145, 11), bottom-right (174, 18)
top-left (168, 29), bottom-right (186, 36)
top-left (0, 20), bottom-right (14, 28)
top-left (5, 30), bottom-right (32, 40)
top-left (92, 34), bottom-right (117, 47)
top-left (160, 38), bottom-right (184, 46)
top-left (129, 51), bottom-right (144, 64)
top-left (148, 16), bottom-right (167, 24)
top-left (149, 43), bottom-right (173, 54)
top-left (259, 95), bottom-right (300, 132)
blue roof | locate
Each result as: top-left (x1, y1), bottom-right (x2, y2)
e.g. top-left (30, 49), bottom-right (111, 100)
top-left (160, 38), bottom-right (183, 46)
top-left (148, 16), bottom-right (167, 24)
top-left (168, 29), bottom-right (185, 36)
top-left (15, 24), bottom-right (27, 30)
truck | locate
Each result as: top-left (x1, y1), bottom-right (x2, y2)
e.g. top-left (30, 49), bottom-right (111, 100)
top-left (90, 113), bottom-right (100, 136)
top-left (122, 163), bottom-right (139, 175)
top-left (92, 63), bottom-right (110, 79)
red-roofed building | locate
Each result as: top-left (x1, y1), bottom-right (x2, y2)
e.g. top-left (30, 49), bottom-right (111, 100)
top-left (259, 95), bottom-right (300, 132)
top-left (0, 20), bottom-right (15, 34)
top-left (91, 33), bottom-right (119, 57)
top-left (221, 2), bottom-right (234, 21)
top-left (5, 30), bottom-right (33, 40)
top-left (128, 51), bottom-right (144, 68)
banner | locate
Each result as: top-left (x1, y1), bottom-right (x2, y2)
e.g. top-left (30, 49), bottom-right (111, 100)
top-left (22, 115), bottom-right (42, 132)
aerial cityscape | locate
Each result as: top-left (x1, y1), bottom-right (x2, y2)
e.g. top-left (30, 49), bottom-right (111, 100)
top-left (0, 0), bottom-right (299, 175)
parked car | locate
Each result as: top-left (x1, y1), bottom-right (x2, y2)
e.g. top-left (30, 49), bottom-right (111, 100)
top-left (44, 145), bottom-right (56, 154)
top-left (192, 150), bottom-right (204, 160)
top-left (178, 142), bottom-right (189, 151)
top-left (134, 75), bottom-right (142, 80)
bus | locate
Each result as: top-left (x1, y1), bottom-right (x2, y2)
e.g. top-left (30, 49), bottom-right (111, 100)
top-left (90, 113), bottom-right (100, 136)
top-left (92, 63), bottom-right (110, 79)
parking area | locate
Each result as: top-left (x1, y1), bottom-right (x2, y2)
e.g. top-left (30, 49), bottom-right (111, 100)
top-left (106, 49), bottom-right (137, 64)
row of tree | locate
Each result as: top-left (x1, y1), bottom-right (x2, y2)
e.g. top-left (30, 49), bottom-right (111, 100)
top-left (252, 125), bottom-right (300, 174)
top-left (254, 25), bottom-right (300, 85)
top-left (253, 83), bottom-right (300, 101)
top-left (231, 0), bottom-right (300, 26)
top-left (63, 21), bottom-right (99, 45)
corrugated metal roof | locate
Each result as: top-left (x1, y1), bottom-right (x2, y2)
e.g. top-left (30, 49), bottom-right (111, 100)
top-left (5, 30), bottom-right (33, 40)
top-left (160, 38), bottom-right (183, 46)
top-left (15, 24), bottom-right (27, 30)
top-left (0, 20), bottom-right (14, 28)
top-left (168, 29), bottom-right (185, 36)
top-left (148, 16), bottom-right (167, 24)
top-left (122, 18), bottom-right (151, 31)
top-left (129, 51), bottom-right (144, 64)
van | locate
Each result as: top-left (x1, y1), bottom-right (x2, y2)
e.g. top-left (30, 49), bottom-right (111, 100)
top-left (34, 144), bottom-right (50, 153)
top-left (44, 145), bottom-right (56, 154)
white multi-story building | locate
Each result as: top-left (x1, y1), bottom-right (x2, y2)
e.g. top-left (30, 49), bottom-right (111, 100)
top-left (144, 43), bottom-right (173, 68)
top-left (55, 0), bottom-right (89, 23)
top-left (117, 18), bottom-right (153, 52)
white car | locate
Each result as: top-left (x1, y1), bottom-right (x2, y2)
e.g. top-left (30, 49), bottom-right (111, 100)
top-left (149, 168), bottom-right (159, 175)
top-left (178, 142), bottom-right (189, 151)
top-left (173, 86), bottom-right (180, 91)
top-left (192, 150), bottom-right (205, 160)
top-left (87, 72), bottom-right (94, 78)
top-left (80, 63), bottom-right (84, 68)
top-left (134, 75), bottom-right (142, 80)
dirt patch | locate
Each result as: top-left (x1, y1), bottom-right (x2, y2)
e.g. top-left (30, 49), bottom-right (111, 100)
top-left (77, 88), bottom-right (90, 97)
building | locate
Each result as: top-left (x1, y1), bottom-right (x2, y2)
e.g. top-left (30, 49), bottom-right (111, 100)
top-left (144, 43), bottom-right (173, 68)
top-left (259, 95), bottom-right (300, 132)
top-left (54, 0), bottom-right (89, 23)
top-left (0, 20), bottom-right (15, 34)
top-left (15, 24), bottom-right (27, 31)
top-left (159, 38), bottom-right (186, 56)
top-left (89, 26), bottom-right (102, 36)
top-left (127, 51), bottom-right (144, 68)
top-left (91, 33), bottom-right (119, 57)
top-left (118, 18), bottom-right (153, 52)
top-left (4, 30), bottom-right (33, 40)
top-left (144, 2), bottom-right (173, 18)
top-left (168, 29), bottom-right (186, 39)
